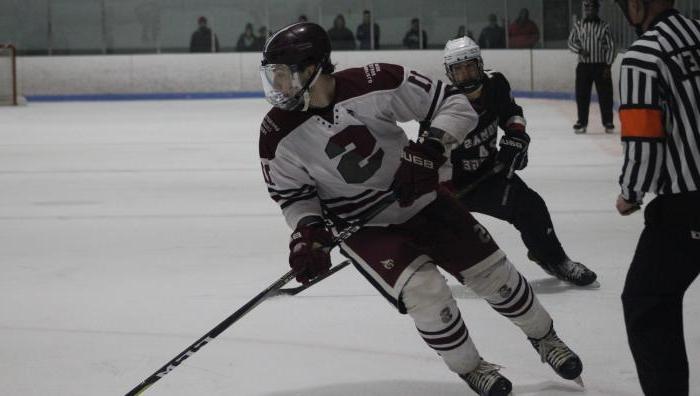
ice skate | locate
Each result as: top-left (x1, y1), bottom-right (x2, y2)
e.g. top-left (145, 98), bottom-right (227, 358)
top-left (529, 324), bottom-right (584, 387)
top-left (459, 359), bottom-right (513, 396)
top-left (573, 122), bottom-right (587, 134)
top-left (528, 252), bottom-right (598, 287)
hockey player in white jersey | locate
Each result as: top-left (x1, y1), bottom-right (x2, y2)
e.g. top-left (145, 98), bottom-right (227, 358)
top-left (258, 22), bottom-right (582, 396)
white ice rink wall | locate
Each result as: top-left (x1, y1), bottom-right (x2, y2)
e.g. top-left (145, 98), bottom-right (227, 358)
top-left (17, 49), bottom-right (623, 100)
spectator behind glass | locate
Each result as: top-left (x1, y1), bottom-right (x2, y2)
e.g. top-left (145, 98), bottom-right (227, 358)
top-left (455, 25), bottom-right (474, 40)
top-left (508, 8), bottom-right (540, 48)
top-left (190, 16), bottom-right (220, 53)
top-left (356, 10), bottom-right (380, 49)
top-left (255, 26), bottom-right (269, 51)
top-left (403, 18), bottom-right (428, 49)
top-left (327, 14), bottom-right (356, 50)
top-left (236, 23), bottom-right (257, 52)
top-left (478, 14), bottom-right (506, 49)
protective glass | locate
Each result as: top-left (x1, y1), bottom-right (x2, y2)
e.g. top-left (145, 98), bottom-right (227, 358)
top-left (260, 64), bottom-right (305, 110)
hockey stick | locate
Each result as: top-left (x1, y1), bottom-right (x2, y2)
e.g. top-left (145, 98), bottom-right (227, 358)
top-left (271, 259), bottom-right (352, 297)
top-left (501, 171), bottom-right (514, 206)
top-left (455, 162), bottom-right (506, 198)
top-left (271, 194), bottom-right (397, 297)
top-left (275, 165), bottom-right (507, 297)
top-left (124, 194), bottom-right (396, 396)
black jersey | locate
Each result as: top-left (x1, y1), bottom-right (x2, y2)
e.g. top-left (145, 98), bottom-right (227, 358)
top-left (449, 70), bottom-right (527, 186)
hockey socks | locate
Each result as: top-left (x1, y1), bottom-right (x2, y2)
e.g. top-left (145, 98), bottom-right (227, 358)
top-left (402, 263), bottom-right (481, 374)
top-left (462, 257), bottom-right (552, 339)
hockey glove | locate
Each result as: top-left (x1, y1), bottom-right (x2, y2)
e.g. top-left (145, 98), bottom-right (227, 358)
top-left (392, 139), bottom-right (447, 207)
top-left (289, 220), bottom-right (333, 285)
top-left (497, 132), bottom-right (530, 176)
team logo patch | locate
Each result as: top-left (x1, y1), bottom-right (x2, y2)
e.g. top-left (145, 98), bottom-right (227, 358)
top-left (498, 285), bottom-right (513, 299)
top-left (440, 307), bottom-right (453, 324)
top-left (691, 230), bottom-right (700, 240)
top-left (380, 259), bottom-right (395, 270)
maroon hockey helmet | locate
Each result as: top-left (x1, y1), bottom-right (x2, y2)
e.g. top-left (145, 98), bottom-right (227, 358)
top-left (262, 22), bottom-right (331, 71)
top-left (260, 22), bottom-right (333, 111)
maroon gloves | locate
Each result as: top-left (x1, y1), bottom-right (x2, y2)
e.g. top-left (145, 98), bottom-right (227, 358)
top-left (289, 221), bottom-right (333, 284)
top-left (393, 140), bottom-right (447, 207)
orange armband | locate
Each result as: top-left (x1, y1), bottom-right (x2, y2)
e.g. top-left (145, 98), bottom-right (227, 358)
top-left (620, 108), bottom-right (665, 139)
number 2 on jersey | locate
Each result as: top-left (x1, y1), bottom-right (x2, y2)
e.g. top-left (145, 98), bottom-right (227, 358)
top-left (325, 125), bottom-right (385, 184)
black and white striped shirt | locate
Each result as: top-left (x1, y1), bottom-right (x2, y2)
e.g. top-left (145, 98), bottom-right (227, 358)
top-left (618, 9), bottom-right (700, 202)
top-left (568, 17), bottom-right (616, 64)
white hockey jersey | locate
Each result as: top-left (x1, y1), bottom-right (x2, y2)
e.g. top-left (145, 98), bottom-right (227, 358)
top-left (259, 63), bottom-right (478, 229)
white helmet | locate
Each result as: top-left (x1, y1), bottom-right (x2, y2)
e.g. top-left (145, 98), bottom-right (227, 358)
top-left (443, 36), bottom-right (484, 93)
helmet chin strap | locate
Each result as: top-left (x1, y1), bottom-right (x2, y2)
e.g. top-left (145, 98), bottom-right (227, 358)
top-left (293, 62), bottom-right (324, 112)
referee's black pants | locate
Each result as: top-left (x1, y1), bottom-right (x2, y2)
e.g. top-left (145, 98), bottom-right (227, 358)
top-left (575, 62), bottom-right (614, 126)
top-left (622, 191), bottom-right (700, 396)
top-left (456, 173), bottom-right (568, 269)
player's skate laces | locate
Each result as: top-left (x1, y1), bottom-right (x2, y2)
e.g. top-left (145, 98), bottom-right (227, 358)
top-left (529, 324), bottom-right (583, 386)
top-left (528, 252), bottom-right (597, 286)
top-left (459, 359), bottom-right (512, 396)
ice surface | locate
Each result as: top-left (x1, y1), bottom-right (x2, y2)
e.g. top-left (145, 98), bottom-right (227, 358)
top-left (1, 98), bottom-right (698, 396)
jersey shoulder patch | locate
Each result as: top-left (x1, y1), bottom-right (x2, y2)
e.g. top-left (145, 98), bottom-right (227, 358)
top-left (333, 63), bottom-right (405, 102)
top-left (259, 107), bottom-right (312, 160)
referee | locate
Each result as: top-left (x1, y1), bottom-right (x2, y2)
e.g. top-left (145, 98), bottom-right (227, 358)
top-left (615, 0), bottom-right (700, 395)
top-left (568, 0), bottom-right (616, 133)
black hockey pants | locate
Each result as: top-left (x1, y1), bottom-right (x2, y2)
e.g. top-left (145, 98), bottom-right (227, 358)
top-left (457, 173), bottom-right (567, 269)
top-left (575, 63), bottom-right (614, 126)
top-left (622, 192), bottom-right (700, 396)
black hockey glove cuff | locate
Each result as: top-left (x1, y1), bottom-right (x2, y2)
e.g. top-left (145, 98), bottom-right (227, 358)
top-left (497, 132), bottom-right (530, 175)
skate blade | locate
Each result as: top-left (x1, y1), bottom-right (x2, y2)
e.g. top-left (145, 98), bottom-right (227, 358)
top-left (573, 376), bottom-right (584, 387)
top-left (579, 280), bottom-right (600, 289)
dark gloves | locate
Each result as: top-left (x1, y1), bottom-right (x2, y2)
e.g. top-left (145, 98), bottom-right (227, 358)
top-left (579, 49), bottom-right (590, 57)
top-left (497, 132), bottom-right (530, 176)
top-left (393, 139), bottom-right (447, 207)
top-left (289, 220), bottom-right (333, 284)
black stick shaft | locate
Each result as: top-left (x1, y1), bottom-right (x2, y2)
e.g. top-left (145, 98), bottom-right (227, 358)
top-left (273, 195), bottom-right (396, 297)
top-left (455, 162), bottom-right (505, 198)
top-left (125, 270), bottom-right (296, 396)
top-left (126, 194), bottom-right (396, 395)
top-left (272, 260), bottom-right (352, 297)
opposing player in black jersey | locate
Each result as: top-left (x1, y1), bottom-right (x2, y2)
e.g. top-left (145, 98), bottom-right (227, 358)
top-left (433, 36), bottom-right (597, 287)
